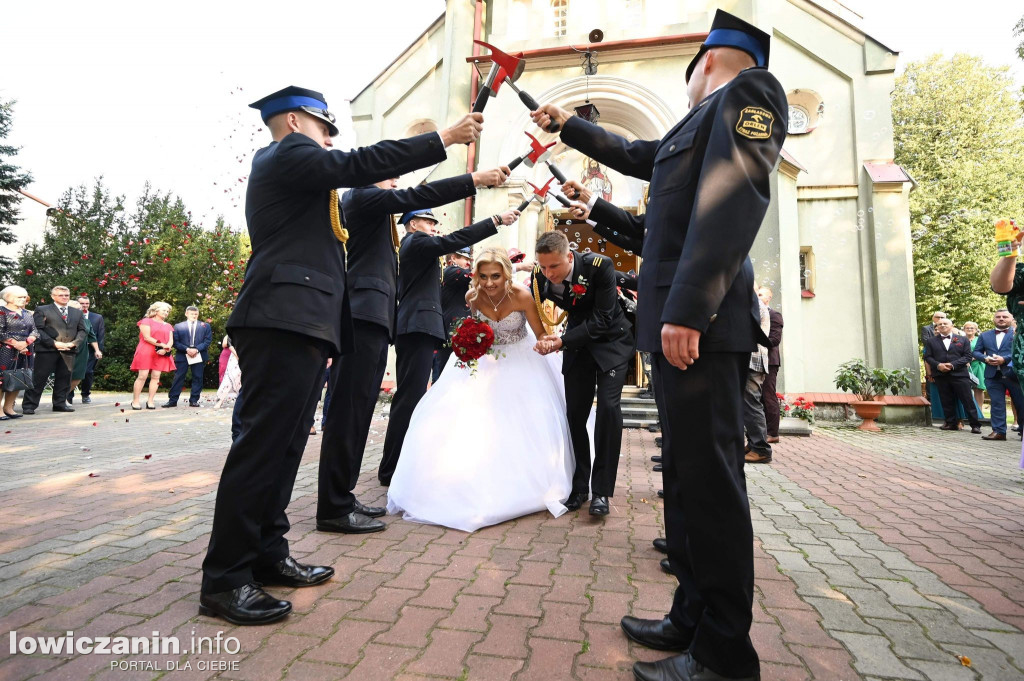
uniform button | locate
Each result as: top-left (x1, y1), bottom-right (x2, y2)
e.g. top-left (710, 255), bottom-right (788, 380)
top-left (710, 314), bottom-right (717, 323)
top-left (304, 276), bottom-right (310, 281)
top-left (669, 144), bottom-right (676, 152)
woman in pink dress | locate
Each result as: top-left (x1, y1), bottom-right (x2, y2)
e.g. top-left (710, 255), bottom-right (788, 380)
top-left (130, 301), bottom-right (175, 409)
top-left (217, 334), bottom-right (232, 384)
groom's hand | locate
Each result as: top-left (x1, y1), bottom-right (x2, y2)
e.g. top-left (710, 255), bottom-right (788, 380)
top-left (543, 335), bottom-right (563, 353)
top-left (662, 323), bottom-right (700, 371)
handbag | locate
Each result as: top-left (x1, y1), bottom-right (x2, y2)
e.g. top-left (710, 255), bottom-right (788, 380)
top-left (1, 352), bottom-right (33, 392)
top-left (968, 370), bottom-right (980, 387)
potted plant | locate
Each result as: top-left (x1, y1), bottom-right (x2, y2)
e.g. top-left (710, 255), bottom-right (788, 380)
top-left (778, 393), bottom-right (814, 435)
top-left (834, 359), bottom-right (913, 431)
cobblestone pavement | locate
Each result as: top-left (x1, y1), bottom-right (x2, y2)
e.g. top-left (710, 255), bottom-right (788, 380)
top-left (3, 393), bottom-right (1024, 680)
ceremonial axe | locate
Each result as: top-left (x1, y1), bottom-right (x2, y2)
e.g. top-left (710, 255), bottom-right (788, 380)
top-left (515, 177), bottom-right (572, 212)
top-left (507, 132), bottom-right (555, 171)
top-left (471, 41), bottom-right (561, 133)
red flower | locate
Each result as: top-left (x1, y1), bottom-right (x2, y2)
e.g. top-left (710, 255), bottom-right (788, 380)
top-left (571, 284), bottom-right (587, 296)
top-left (24, 269), bottom-right (33, 275)
top-left (775, 392), bottom-right (784, 399)
top-left (450, 318), bottom-right (495, 364)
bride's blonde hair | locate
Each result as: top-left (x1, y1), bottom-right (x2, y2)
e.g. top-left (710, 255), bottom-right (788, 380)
top-left (466, 246), bottom-right (514, 305)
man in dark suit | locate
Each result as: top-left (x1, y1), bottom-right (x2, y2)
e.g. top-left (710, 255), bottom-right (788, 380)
top-left (921, 311), bottom-right (946, 344)
top-left (378, 207), bottom-right (517, 485)
top-left (317, 165), bottom-right (507, 535)
top-left (200, 85), bottom-right (484, 626)
top-left (534, 10), bottom-right (786, 680)
top-left (69, 295), bottom-right (103, 404)
top-left (757, 287), bottom-right (783, 443)
top-left (164, 306), bottom-right (213, 408)
top-left (974, 309), bottom-right (1024, 440)
top-left (22, 285), bottom-right (86, 414)
top-left (433, 247), bottom-right (474, 381)
top-left (925, 317), bottom-right (982, 433)
top-left (533, 230), bottom-right (635, 517)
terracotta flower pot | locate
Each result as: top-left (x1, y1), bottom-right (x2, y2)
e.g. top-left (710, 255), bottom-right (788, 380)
top-left (852, 400), bottom-right (883, 431)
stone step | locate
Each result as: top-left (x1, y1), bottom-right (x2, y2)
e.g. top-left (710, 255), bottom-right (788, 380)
top-left (624, 418), bottom-right (659, 429)
top-left (621, 396), bottom-right (657, 407)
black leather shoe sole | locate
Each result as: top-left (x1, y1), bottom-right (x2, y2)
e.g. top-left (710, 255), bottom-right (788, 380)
top-left (653, 464), bottom-right (663, 472)
top-left (198, 602), bottom-right (291, 626)
top-left (651, 455), bottom-right (663, 463)
top-left (316, 519), bottom-right (386, 534)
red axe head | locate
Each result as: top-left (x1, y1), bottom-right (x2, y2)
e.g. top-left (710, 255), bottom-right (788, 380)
top-left (474, 40), bottom-right (527, 95)
top-left (527, 177), bottom-right (556, 199)
top-left (524, 132), bottom-right (556, 164)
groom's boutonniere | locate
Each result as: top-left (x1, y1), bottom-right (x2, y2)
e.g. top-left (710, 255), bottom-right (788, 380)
top-left (569, 275), bottom-right (589, 306)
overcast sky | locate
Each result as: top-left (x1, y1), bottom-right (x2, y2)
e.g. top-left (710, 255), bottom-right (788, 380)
top-left (4, 0), bottom-right (1022, 237)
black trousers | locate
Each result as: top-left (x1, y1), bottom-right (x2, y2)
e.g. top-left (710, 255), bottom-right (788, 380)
top-left (653, 352), bottom-right (759, 679)
top-left (201, 328), bottom-right (330, 594)
top-left (564, 349), bottom-right (628, 497)
top-left (22, 351), bottom-right (72, 410)
top-left (379, 332), bottom-right (438, 484)
top-left (761, 364), bottom-right (780, 437)
top-left (318, 320), bottom-right (390, 519)
top-left (935, 374), bottom-right (981, 427)
top-left (168, 356), bottom-right (205, 404)
top-left (74, 354), bottom-right (99, 398)
top-left (432, 347), bottom-right (452, 383)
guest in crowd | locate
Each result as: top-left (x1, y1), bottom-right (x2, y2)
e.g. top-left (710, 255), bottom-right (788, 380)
top-left (130, 301), bottom-right (175, 410)
top-left (974, 309), bottom-right (1024, 441)
top-left (921, 311), bottom-right (946, 344)
top-left (744, 295), bottom-right (773, 463)
top-left (214, 336), bottom-right (241, 409)
top-left (924, 317), bottom-right (982, 433)
top-left (218, 335), bottom-right (232, 385)
top-left (69, 295), bottom-right (104, 404)
top-left (163, 306), bottom-right (213, 408)
top-left (0, 285), bottom-right (38, 419)
top-left (65, 300), bottom-right (101, 402)
top-left (21, 285), bottom-right (85, 414)
top-left (962, 321), bottom-right (987, 411)
top-left (757, 286), bottom-right (783, 443)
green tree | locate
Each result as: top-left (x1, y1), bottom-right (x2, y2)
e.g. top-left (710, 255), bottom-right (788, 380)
top-left (1016, 15), bottom-right (1024, 61)
top-left (15, 180), bottom-right (249, 390)
top-left (0, 99), bottom-right (33, 275)
top-left (893, 54), bottom-right (1024, 330)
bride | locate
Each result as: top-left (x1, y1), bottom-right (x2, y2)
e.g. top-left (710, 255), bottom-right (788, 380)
top-left (386, 247), bottom-right (574, 532)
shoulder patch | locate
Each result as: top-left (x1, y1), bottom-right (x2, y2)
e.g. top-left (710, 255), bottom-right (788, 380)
top-left (736, 106), bottom-right (774, 140)
top-left (591, 255), bottom-right (604, 268)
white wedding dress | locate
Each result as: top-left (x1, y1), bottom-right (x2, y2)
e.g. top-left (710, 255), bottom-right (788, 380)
top-left (386, 310), bottom-right (575, 532)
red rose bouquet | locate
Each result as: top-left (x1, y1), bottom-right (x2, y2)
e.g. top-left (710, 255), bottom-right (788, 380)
top-left (450, 317), bottom-right (497, 373)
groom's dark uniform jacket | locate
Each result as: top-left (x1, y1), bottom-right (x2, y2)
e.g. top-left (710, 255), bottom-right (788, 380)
top-left (532, 252), bottom-right (634, 372)
top-left (559, 62), bottom-right (787, 678)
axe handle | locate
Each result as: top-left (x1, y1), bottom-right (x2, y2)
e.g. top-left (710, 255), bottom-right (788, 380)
top-left (553, 194), bottom-right (572, 208)
top-left (508, 155), bottom-right (525, 171)
top-left (548, 163), bottom-right (568, 184)
top-left (516, 88), bottom-right (561, 132)
top-left (516, 197), bottom-right (532, 212)
top-left (471, 87), bottom-right (490, 114)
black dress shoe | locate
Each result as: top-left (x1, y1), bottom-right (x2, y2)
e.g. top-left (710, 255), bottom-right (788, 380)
top-left (188, 401), bottom-right (201, 407)
top-left (651, 455), bottom-right (663, 463)
top-left (657, 489), bottom-right (664, 498)
top-left (198, 583), bottom-right (291, 625)
top-left (317, 512), bottom-right (385, 534)
top-left (21, 409), bottom-right (34, 415)
top-left (564, 490), bottom-right (589, 511)
top-left (354, 500), bottom-right (386, 518)
top-left (970, 426), bottom-right (982, 434)
top-left (653, 464), bottom-right (664, 472)
top-left (653, 538), bottom-right (668, 554)
top-left (633, 651), bottom-right (756, 681)
top-left (81, 396), bottom-right (91, 404)
top-left (161, 401), bottom-right (177, 408)
top-left (655, 436), bottom-right (663, 447)
top-left (620, 615), bottom-right (689, 652)
top-left (589, 496), bottom-right (609, 516)
top-left (939, 424), bottom-right (957, 431)
top-left (252, 556), bottom-right (334, 588)
top-left (67, 395), bottom-right (73, 404)
top-left (660, 558), bottom-right (673, 574)
top-left (53, 406), bottom-right (75, 412)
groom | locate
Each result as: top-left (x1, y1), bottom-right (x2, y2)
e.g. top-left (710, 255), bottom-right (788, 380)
top-left (532, 230), bottom-right (634, 516)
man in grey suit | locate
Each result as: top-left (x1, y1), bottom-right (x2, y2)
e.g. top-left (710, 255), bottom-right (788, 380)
top-left (22, 286), bottom-right (86, 414)
top-left (69, 295), bottom-right (104, 404)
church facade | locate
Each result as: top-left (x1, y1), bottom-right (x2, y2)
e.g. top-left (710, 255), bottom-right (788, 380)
top-left (350, 0), bottom-right (919, 394)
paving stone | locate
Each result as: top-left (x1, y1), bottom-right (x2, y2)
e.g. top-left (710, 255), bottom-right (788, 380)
top-left (830, 631), bottom-right (925, 679)
top-left (865, 616), bottom-right (951, 662)
top-left (803, 596), bottom-right (880, 634)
